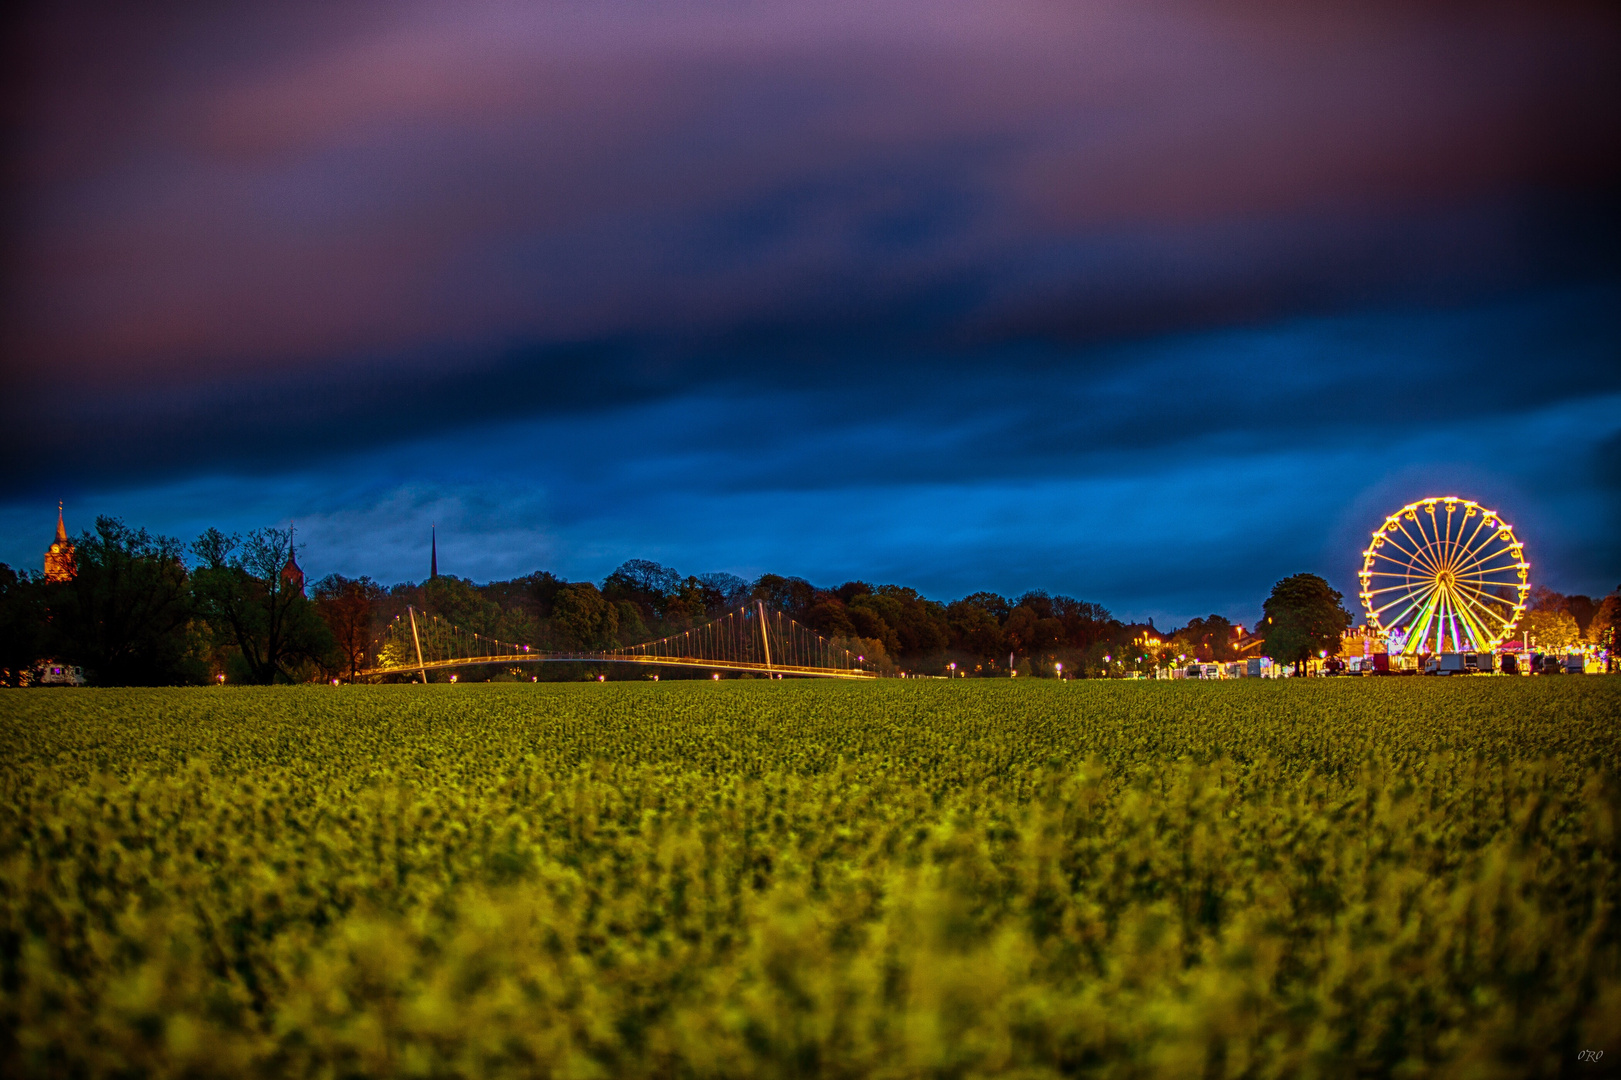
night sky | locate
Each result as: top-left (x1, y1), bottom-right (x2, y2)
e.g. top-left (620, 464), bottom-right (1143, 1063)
top-left (3, 1), bottom-right (1618, 626)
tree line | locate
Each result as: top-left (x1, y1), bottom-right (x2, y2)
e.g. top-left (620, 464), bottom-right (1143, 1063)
top-left (2, 516), bottom-right (1612, 685)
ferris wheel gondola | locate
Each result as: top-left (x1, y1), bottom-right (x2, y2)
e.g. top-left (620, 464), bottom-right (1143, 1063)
top-left (1359, 497), bottom-right (1529, 656)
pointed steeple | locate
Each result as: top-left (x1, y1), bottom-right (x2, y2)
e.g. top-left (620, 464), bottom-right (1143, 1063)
top-left (280, 523), bottom-right (305, 594)
top-left (430, 524), bottom-right (438, 580)
top-left (44, 502), bottom-right (77, 582)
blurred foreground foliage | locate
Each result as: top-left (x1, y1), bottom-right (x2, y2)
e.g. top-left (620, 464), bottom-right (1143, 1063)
top-left (2, 679), bottom-right (1618, 1078)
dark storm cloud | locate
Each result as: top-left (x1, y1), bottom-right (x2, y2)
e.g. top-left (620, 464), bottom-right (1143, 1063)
top-left (5, 0), bottom-right (1619, 483)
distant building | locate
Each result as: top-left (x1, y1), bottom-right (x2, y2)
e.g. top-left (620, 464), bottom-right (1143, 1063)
top-left (1233, 626), bottom-right (1266, 657)
top-left (281, 527), bottom-right (305, 595)
top-left (431, 525), bottom-right (438, 579)
top-left (43, 503), bottom-right (76, 582)
top-left (1340, 625), bottom-right (1385, 657)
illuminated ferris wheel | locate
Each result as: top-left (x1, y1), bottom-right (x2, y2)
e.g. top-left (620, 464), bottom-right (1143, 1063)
top-left (1359, 497), bottom-right (1529, 655)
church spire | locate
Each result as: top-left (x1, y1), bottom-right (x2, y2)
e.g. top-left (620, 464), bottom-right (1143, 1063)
top-left (430, 524), bottom-right (438, 580)
top-left (44, 502), bottom-right (77, 582)
top-left (280, 523), bottom-right (305, 594)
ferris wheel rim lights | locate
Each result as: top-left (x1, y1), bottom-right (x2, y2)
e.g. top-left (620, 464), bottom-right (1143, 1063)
top-left (1358, 496), bottom-right (1530, 656)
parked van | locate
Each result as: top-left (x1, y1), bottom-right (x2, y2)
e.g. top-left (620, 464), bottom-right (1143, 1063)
top-left (38, 662), bottom-right (86, 686)
top-left (1425, 654), bottom-right (1469, 675)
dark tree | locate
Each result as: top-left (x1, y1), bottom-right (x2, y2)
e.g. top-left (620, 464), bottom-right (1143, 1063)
top-left (615, 601), bottom-right (650, 644)
top-left (422, 575), bottom-right (502, 635)
top-left (751, 575), bottom-right (818, 619)
top-left (602, 560), bottom-right (680, 610)
top-left (191, 527), bottom-right (334, 683)
top-left (46, 517), bottom-right (200, 685)
top-left (1590, 591), bottom-right (1619, 673)
top-left (1180, 614), bottom-right (1239, 661)
top-left (697, 572), bottom-right (749, 614)
top-left (805, 596), bottom-right (859, 639)
top-left (1261, 574), bottom-right (1352, 675)
top-left (1003, 604), bottom-right (1057, 659)
top-left (1562, 594), bottom-right (1598, 636)
top-left (946, 599), bottom-right (1004, 661)
top-left (0, 565), bottom-right (47, 686)
top-left (956, 592), bottom-right (1011, 622)
top-left (834, 581), bottom-right (875, 604)
top-left (313, 574), bottom-right (386, 681)
top-left (1053, 596), bottom-right (1116, 653)
top-left (853, 587), bottom-right (949, 660)
top-left (661, 577), bottom-right (716, 631)
top-left (550, 582), bottom-right (619, 650)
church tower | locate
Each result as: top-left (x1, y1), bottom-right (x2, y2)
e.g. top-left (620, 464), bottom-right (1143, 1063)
top-left (43, 504), bottom-right (76, 582)
top-left (431, 525), bottom-right (438, 580)
top-left (280, 524), bottom-right (305, 595)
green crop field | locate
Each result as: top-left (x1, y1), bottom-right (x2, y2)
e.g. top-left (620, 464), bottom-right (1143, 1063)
top-left (2, 680), bottom-right (1619, 1078)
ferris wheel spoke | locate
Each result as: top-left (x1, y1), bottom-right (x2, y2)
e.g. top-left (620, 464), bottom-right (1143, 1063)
top-left (1455, 586), bottom-right (1516, 649)
top-left (1368, 543), bottom-right (1430, 567)
top-left (1434, 504), bottom-right (1462, 574)
top-left (1369, 529), bottom-right (1430, 563)
top-left (1455, 511), bottom-right (1493, 572)
top-left (1370, 584), bottom-right (1434, 620)
top-left (1451, 578), bottom-right (1516, 623)
top-left (1464, 590), bottom-right (1507, 648)
top-left (1413, 509), bottom-right (1445, 570)
top-left (1437, 587), bottom-right (1459, 652)
top-left (1450, 587), bottom-right (1502, 648)
top-left (1444, 590), bottom-right (1469, 652)
top-left (1380, 529), bottom-right (1441, 574)
top-left (1432, 583), bottom-right (1458, 651)
top-left (1452, 590), bottom-right (1478, 648)
top-left (1447, 503), bottom-right (1477, 568)
top-left (1451, 531), bottom-right (1514, 575)
top-left (1458, 554), bottom-right (1517, 590)
top-left (1382, 585), bottom-right (1439, 641)
top-left (1393, 520), bottom-right (1444, 574)
top-left (1446, 585), bottom-right (1491, 650)
top-left (1363, 581), bottom-right (1437, 598)
top-left (1454, 568), bottom-right (1522, 591)
top-left (1446, 513), bottom-right (1481, 580)
top-left (1425, 503), bottom-right (1454, 558)
top-left (1450, 573), bottom-right (1509, 602)
top-left (1407, 590), bottom-right (1442, 654)
top-left (1468, 571), bottom-right (1526, 590)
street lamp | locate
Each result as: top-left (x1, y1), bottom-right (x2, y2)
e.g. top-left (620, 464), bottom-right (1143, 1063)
top-left (1054, 662), bottom-right (1062, 679)
top-left (949, 661), bottom-right (957, 677)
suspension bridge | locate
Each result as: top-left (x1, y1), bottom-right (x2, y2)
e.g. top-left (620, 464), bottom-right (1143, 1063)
top-left (358, 601), bottom-right (876, 680)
